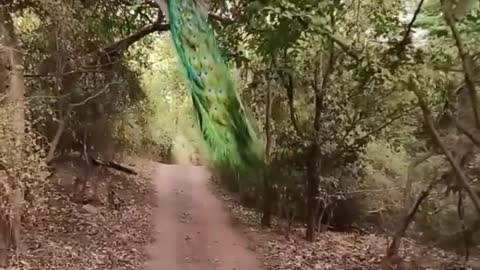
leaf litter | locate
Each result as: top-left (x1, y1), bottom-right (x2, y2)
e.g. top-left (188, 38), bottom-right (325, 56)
top-left (6, 159), bottom-right (480, 270)
top-left (216, 186), bottom-right (480, 270)
top-left (5, 158), bottom-right (154, 270)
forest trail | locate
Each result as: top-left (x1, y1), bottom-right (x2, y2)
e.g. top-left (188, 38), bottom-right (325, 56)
top-left (144, 163), bottom-right (263, 270)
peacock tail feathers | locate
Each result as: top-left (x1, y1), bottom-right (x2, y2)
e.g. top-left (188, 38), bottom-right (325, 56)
top-left (166, 0), bottom-right (264, 172)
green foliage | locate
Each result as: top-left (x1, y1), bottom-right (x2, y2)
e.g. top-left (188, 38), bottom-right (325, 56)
top-left (360, 141), bottom-right (409, 214)
top-left (206, 0), bottom-right (480, 246)
top-left (131, 33), bottom-right (205, 162)
top-left (13, 0), bottom-right (158, 160)
top-left (7, 0), bottom-right (480, 254)
top-left (417, 0), bottom-right (480, 39)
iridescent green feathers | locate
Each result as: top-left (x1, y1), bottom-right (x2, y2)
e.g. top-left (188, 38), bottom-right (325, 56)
top-left (166, 0), bottom-right (263, 171)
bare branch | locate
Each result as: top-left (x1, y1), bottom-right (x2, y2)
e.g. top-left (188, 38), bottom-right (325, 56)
top-left (314, 29), bottom-right (360, 61)
top-left (443, 7), bottom-right (480, 129)
top-left (399, 0), bottom-right (425, 49)
top-left (277, 49), bottom-right (302, 136)
top-left (412, 81), bottom-right (480, 215)
top-left (345, 187), bottom-right (404, 195)
top-left (38, 9), bottom-right (169, 78)
top-left (457, 190), bottom-right (471, 267)
top-left (404, 151), bottom-right (435, 208)
top-left (150, 0), bottom-right (237, 25)
top-left (277, 70), bottom-right (302, 136)
top-left (340, 106), bottom-right (418, 148)
top-left (25, 68), bottom-right (111, 79)
top-left (434, 64), bottom-right (464, 73)
top-left (449, 114), bottom-right (480, 147)
top-left (70, 82), bottom-right (120, 107)
top-left (46, 107), bottom-right (71, 163)
top-left (208, 13), bottom-right (236, 25)
top-left (313, 38), bottom-right (336, 132)
top-left (45, 82), bottom-right (120, 162)
top-left (384, 178), bottom-right (436, 262)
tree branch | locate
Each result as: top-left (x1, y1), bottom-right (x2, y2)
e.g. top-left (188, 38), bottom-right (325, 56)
top-left (46, 107), bottom-right (71, 163)
top-left (412, 80), bottom-right (480, 216)
top-left (340, 106), bottom-right (417, 148)
top-left (449, 114), bottom-right (480, 147)
top-left (208, 13), bottom-right (236, 25)
top-left (150, 0), bottom-right (236, 25)
top-left (457, 189), bottom-right (471, 267)
top-left (314, 29), bottom-right (360, 61)
top-left (385, 178), bottom-right (436, 261)
top-left (443, 6), bottom-right (480, 130)
top-left (404, 151), bottom-right (435, 208)
top-left (70, 20), bottom-right (169, 71)
top-left (25, 68), bottom-right (110, 78)
top-left (39, 10), bottom-right (169, 78)
top-left (277, 69), bottom-right (302, 136)
top-left (45, 82), bottom-right (121, 162)
top-left (398, 0), bottom-right (425, 49)
top-left (70, 82), bottom-right (119, 107)
top-left (277, 48), bottom-right (302, 137)
top-left (313, 37), bottom-right (336, 132)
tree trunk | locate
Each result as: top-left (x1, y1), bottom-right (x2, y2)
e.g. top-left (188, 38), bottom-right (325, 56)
top-left (386, 179), bottom-right (436, 259)
top-left (0, 5), bottom-right (27, 260)
top-left (413, 83), bottom-right (480, 215)
top-left (0, 5), bottom-right (26, 138)
top-left (304, 12), bottom-right (336, 240)
top-left (404, 152), bottom-right (433, 209)
top-left (443, 4), bottom-right (480, 129)
top-left (261, 173), bottom-right (274, 227)
top-left (306, 144), bottom-right (320, 242)
top-left (261, 72), bottom-right (274, 227)
top-left (46, 107), bottom-right (71, 163)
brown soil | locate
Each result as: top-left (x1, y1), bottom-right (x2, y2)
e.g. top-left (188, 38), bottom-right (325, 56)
top-left (144, 163), bottom-right (264, 270)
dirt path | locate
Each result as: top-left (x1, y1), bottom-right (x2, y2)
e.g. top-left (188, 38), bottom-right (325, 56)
top-left (145, 163), bottom-right (263, 270)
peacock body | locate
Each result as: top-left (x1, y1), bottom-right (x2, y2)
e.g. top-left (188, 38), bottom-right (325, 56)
top-left (165, 0), bottom-right (263, 172)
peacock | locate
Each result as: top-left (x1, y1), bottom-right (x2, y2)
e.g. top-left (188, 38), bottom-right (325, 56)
top-left (160, 0), bottom-right (264, 173)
